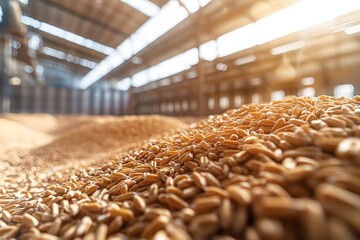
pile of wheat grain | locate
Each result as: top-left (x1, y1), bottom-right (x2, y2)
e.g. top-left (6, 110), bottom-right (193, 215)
top-left (0, 115), bottom-right (186, 195)
top-left (0, 96), bottom-right (359, 240)
top-left (2, 114), bottom-right (59, 134)
top-left (31, 115), bottom-right (186, 164)
top-left (0, 119), bottom-right (54, 152)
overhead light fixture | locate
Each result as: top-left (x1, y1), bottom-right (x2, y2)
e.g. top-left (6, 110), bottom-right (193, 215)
top-left (186, 71), bottom-right (198, 79)
top-left (120, 0), bottom-right (160, 17)
top-left (21, 16), bottom-right (114, 55)
top-left (173, 75), bottom-right (184, 83)
top-left (275, 57), bottom-right (297, 81)
top-left (9, 77), bottom-right (22, 86)
top-left (12, 40), bottom-right (21, 49)
top-left (159, 78), bottom-right (171, 86)
top-left (0, 6), bottom-right (3, 23)
top-left (271, 40), bottom-right (305, 55)
top-left (131, 56), bottom-right (143, 65)
top-left (29, 33), bottom-right (42, 50)
top-left (216, 63), bottom-right (228, 71)
top-left (24, 65), bottom-right (33, 73)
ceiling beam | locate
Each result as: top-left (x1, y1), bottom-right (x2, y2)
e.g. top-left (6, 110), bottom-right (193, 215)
top-left (108, 0), bottom-right (300, 81)
top-left (38, 0), bottom-right (128, 38)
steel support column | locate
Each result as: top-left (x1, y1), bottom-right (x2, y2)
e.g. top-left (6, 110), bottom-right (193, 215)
top-left (0, 36), bottom-right (11, 113)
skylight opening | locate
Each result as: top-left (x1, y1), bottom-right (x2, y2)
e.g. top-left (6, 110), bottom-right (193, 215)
top-left (21, 16), bottom-right (41, 29)
top-left (39, 23), bottom-right (65, 38)
top-left (80, 0), bottom-right (211, 89)
top-left (121, 0), bottom-right (160, 17)
top-left (256, 0), bottom-right (360, 44)
top-left (21, 16), bottom-right (114, 55)
top-left (234, 55), bottom-right (256, 66)
top-left (180, 0), bottom-right (201, 14)
top-left (121, 47), bottom-right (199, 88)
top-left (271, 40), bottom-right (305, 55)
top-left (218, 23), bottom-right (257, 57)
top-left (132, 70), bottom-right (149, 87)
top-left (148, 48), bottom-right (198, 83)
top-left (42, 46), bottom-right (97, 69)
top-left (200, 40), bottom-right (217, 61)
top-left (64, 32), bottom-right (85, 45)
top-left (116, 77), bottom-right (132, 91)
top-left (107, 52), bottom-right (125, 69)
top-left (199, 0), bottom-right (212, 7)
top-left (116, 38), bottom-right (133, 59)
top-left (345, 24), bottom-right (360, 35)
top-left (218, 0), bottom-right (360, 58)
top-left (43, 47), bottom-right (66, 60)
top-left (131, 1), bottom-right (188, 54)
top-left (19, 0), bottom-right (28, 5)
top-left (82, 0), bottom-right (360, 89)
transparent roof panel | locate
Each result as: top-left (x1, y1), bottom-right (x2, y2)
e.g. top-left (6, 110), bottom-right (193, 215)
top-left (21, 16), bottom-right (114, 55)
top-left (121, 0), bottom-right (160, 17)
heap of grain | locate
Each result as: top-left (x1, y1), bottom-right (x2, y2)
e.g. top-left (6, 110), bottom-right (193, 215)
top-left (1, 96), bottom-right (360, 240)
top-left (0, 119), bottom-right (54, 152)
top-left (31, 115), bottom-right (186, 164)
top-left (0, 115), bottom-right (186, 191)
top-left (2, 114), bottom-right (59, 133)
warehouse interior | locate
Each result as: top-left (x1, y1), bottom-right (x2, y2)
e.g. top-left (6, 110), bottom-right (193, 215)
top-left (1, 0), bottom-right (360, 239)
top-left (1, 0), bottom-right (359, 115)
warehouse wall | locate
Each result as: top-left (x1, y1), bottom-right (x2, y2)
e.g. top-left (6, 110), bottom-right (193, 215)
top-left (133, 26), bottom-right (360, 116)
top-left (9, 85), bottom-right (130, 115)
top-left (134, 65), bottom-right (360, 117)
